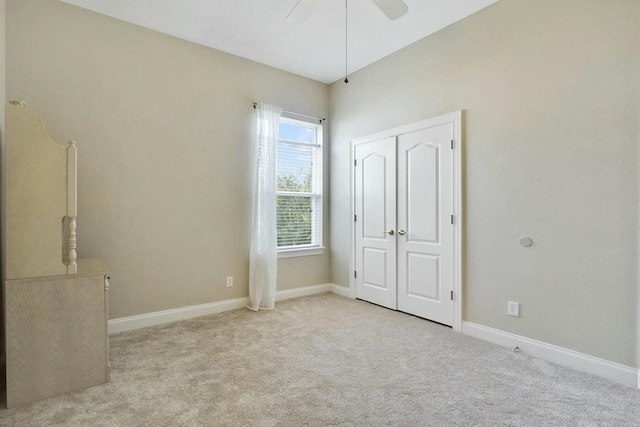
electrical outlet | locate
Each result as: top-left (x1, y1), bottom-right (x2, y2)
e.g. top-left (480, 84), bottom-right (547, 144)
top-left (508, 301), bottom-right (520, 317)
top-left (226, 276), bottom-right (233, 288)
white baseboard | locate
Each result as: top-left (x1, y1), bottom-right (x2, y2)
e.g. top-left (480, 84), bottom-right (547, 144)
top-left (330, 284), bottom-right (355, 299)
top-left (462, 321), bottom-right (638, 389)
top-left (276, 283), bottom-right (331, 301)
top-left (109, 297), bottom-right (248, 334)
top-left (109, 283), bottom-right (337, 334)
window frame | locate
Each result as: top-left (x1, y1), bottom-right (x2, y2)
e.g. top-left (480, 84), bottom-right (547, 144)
top-left (276, 114), bottom-right (324, 258)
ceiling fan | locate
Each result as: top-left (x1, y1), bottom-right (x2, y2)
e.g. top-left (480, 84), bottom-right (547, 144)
top-left (288, 0), bottom-right (409, 83)
top-left (287, 0), bottom-right (409, 23)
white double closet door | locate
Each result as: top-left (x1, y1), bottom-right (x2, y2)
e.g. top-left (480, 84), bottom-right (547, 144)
top-left (354, 121), bottom-right (455, 326)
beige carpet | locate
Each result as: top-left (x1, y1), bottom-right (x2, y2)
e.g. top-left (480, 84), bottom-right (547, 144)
top-left (1, 293), bottom-right (639, 426)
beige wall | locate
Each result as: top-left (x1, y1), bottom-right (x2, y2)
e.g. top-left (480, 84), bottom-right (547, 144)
top-left (6, 0), bottom-right (331, 319)
top-left (1, 0), bottom-right (6, 263)
top-left (1, 0), bottom-right (6, 367)
top-left (330, 0), bottom-right (640, 367)
top-left (0, 0), bottom-right (4, 142)
top-left (637, 0), bottom-right (640, 370)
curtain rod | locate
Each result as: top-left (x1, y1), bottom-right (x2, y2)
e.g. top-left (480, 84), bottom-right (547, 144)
top-left (252, 102), bottom-right (325, 123)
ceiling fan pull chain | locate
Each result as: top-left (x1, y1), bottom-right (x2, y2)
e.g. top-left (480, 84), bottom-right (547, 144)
top-left (344, 0), bottom-right (349, 84)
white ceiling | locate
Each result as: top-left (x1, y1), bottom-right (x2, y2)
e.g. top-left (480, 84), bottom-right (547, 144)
top-left (59, 0), bottom-right (498, 84)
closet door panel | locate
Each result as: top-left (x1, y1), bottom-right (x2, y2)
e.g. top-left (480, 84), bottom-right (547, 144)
top-left (354, 137), bottom-right (397, 309)
top-left (406, 253), bottom-right (440, 300)
top-left (397, 123), bottom-right (454, 326)
top-left (406, 143), bottom-right (439, 243)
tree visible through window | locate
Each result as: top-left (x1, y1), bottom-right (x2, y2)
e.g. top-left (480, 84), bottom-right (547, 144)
top-left (277, 118), bottom-right (322, 250)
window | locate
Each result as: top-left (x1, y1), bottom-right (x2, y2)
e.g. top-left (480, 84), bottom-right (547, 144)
top-left (277, 116), bottom-right (323, 257)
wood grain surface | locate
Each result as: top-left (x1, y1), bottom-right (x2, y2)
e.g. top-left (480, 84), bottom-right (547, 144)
top-left (5, 274), bottom-right (108, 408)
top-left (5, 101), bottom-right (71, 279)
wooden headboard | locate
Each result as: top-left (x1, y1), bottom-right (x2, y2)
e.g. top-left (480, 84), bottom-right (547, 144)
top-left (6, 101), bottom-right (78, 279)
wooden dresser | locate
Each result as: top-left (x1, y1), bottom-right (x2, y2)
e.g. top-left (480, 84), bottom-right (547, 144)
top-left (4, 101), bottom-right (110, 408)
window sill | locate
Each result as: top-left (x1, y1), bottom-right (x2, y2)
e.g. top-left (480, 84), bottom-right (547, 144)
top-left (278, 246), bottom-right (325, 259)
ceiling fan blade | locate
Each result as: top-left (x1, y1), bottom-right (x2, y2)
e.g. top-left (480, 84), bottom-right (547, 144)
top-left (286, 0), bottom-right (321, 24)
top-left (370, 0), bottom-right (409, 20)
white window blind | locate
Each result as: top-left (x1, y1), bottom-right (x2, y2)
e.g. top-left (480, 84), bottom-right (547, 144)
top-left (277, 117), bottom-right (322, 252)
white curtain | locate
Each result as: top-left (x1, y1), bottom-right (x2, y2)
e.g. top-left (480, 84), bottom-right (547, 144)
top-left (248, 103), bottom-right (282, 311)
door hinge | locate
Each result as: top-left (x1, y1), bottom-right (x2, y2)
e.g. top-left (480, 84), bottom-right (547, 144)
top-left (451, 214), bottom-right (454, 225)
top-left (450, 290), bottom-right (454, 301)
top-left (354, 271), bottom-right (357, 278)
top-left (354, 214), bottom-right (357, 222)
top-left (354, 159), bottom-right (357, 166)
top-left (451, 139), bottom-right (454, 149)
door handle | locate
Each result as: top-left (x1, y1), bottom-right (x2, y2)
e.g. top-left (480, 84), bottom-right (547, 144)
top-left (398, 229), bottom-right (406, 236)
top-left (385, 229), bottom-right (395, 236)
